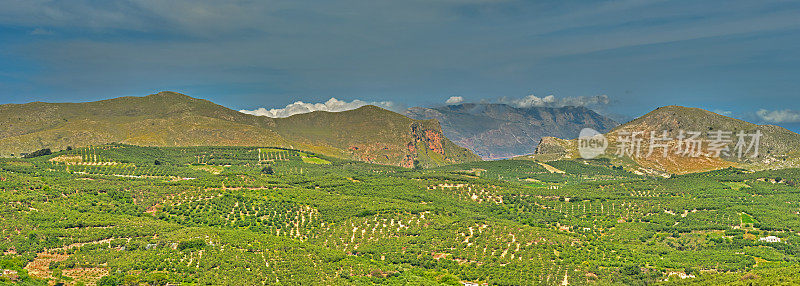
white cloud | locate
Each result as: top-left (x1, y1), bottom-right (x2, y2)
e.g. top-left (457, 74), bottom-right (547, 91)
top-left (713, 109), bottom-right (733, 116)
top-left (756, 109), bottom-right (800, 123)
top-left (445, 96), bottom-right (464, 104)
top-left (30, 28), bottom-right (53, 35)
top-left (240, 98), bottom-right (398, 118)
top-left (501, 94), bottom-right (610, 108)
top-left (510, 94), bottom-right (556, 108)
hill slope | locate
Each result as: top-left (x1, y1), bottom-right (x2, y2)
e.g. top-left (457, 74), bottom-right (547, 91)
top-left (406, 103), bottom-right (618, 159)
top-left (0, 91), bottom-right (479, 167)
top-left (533, 106), bottom-right (800, 174)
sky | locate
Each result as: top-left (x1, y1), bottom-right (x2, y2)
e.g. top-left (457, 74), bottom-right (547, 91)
top-left (1, 0), bottom-right (799, 131)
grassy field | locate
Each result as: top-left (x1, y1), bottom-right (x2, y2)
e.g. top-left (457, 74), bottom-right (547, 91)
top-left (723, 181), bottom-right (750, 190)
top-left (741, 213), bottom-right (756, 224)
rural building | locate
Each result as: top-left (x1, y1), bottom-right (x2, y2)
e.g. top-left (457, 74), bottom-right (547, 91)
top-left (759, 236), bottom-right (781, 243)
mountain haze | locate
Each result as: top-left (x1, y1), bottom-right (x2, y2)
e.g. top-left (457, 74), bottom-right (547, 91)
top-left (0, 91), bottom-right (479, 167)
top-left (406, 103), bottom-right (618, 159)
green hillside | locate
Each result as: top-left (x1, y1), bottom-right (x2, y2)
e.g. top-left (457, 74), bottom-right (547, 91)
top-left (0, 91), bottom-right (479, 168)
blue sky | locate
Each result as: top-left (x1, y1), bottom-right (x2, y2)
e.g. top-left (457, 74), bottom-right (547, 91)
top-left (1, 0), bottom-right (799, 131)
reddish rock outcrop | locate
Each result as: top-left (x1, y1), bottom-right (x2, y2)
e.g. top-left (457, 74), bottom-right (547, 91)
top-left (410, 122), bottom-right (446, 156)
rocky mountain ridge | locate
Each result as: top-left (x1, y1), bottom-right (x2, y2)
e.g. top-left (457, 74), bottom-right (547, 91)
top-left (406, 103), bottom-right (618, 159)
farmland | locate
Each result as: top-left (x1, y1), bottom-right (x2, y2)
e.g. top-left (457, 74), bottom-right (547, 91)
top-left (2, 144), bottom-right (800, 285)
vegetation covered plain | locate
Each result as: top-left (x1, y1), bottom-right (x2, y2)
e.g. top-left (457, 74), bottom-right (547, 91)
top-left (2, 144), bottom-right (800, 285)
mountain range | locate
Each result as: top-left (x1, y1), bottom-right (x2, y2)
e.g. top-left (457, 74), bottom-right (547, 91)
top-left (4, 92), bottom-right (799, 175)
top-left (406, 103), bottom-right (618, 159)
top-left (0, 91), bottom-right (480, 168)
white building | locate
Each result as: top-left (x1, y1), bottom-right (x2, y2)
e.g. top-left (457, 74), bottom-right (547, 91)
top-left (759, 236), bottom-right (781, 243)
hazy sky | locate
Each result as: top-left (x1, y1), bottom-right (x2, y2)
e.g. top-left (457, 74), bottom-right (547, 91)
top-left (1, 0), bottom-right (799, 130)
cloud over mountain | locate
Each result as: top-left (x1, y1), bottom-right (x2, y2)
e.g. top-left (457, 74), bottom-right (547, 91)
top-left (757, 109), bottom-right (800, 123)
top-left (240, 98), bottom-right (398, 118)
top-left (499, 94), bottom-right (610, 108)
top-left (445, 96), bottom-right (464, 104)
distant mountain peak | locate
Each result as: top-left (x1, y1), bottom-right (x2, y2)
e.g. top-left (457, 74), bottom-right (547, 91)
top-left (149, 91), bottom-right (193, 98)
top-left (406, 103), bottom-right (618, 160)
top-left (347, 104), bottom-right (391, 114)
